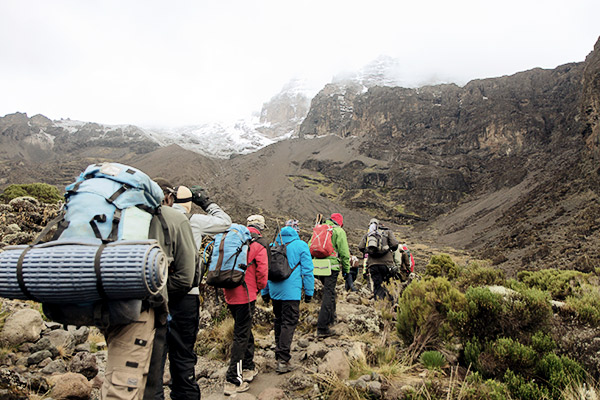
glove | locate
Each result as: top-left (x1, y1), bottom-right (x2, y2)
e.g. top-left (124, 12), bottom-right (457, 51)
top-left (304, 295), bottom-right (312, 303)
top-left (190, 185), bottom-right (213, 211)
top-left (342, 272), bottom-right (348, 278)
top-left (261, 293), bottom-right (271, 305)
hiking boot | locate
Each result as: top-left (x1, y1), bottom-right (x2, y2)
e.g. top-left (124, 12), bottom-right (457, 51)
top-left (224, 381), bottom-right (250, 396)
top-left (317, 328), bottom-right (337, 338)
top-left (275, 361), bottom-right (295, 374)
top-left (243, 368), bottom-right (258, 382)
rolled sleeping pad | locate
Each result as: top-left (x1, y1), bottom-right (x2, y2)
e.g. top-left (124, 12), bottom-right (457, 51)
top-left (0, 239), bottom-right (168, 304)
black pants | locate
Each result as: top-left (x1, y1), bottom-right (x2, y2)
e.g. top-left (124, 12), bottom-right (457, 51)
top-left (370, 264), bottom-right (391, 300)
top-left (143, 323), bottom-right (167, 400)
top-left (226, 301), bottom-right (256, 385)
top-left (169, 295), bottom-right (201, 400)
top-left (345, 267), bottom-right (359, 291)
top-left (272, 299), bottom-right (300, 363)
top-left (317, 269), bottom-right (339, 332)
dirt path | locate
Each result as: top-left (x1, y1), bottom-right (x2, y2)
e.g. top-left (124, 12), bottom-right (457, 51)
top-left (202, 371), bottom-right (288, 399)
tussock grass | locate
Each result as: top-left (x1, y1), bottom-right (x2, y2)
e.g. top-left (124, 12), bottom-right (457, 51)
top-left (195, 316), bottom-right (234, 360)
top-left (313, 371), bottom-right (364, 400)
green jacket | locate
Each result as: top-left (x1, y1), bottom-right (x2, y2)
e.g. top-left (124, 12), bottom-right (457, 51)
top-left (323, 219), bottom-right (351, 273)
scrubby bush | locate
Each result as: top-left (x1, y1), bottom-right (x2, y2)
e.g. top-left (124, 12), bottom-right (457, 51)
top-left (503, 369), bottom-right (548, 400)
top-left (564, 284), bottom-right (600, 325)
top-left (488, 338), bottom-right (537, 377)
top-left (503, 287), bottom-right (552, 337)
top-left (1, 183), bottom-right (62, 204)
top-left (419, 350), bottom-right (446, 370)
top-left (518, 269), bottom-right (589, 299)
top-left (396, 277), bottom-right (466, 344)
top-left (449, 287), bottom-right (504, 341)
top-left (536, 353), bottom-right (587, 399)
top-left (456, 262), bottom-right (506, 289)
top-left (531, 331), bottom-right (556, 354)
top-left (425, 254), bottom-right (460, 280)
top-left (462, 373), bottom-right (510, 400)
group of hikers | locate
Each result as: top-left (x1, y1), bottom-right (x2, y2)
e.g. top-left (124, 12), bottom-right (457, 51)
top-left (95, 176), bottom-right (413, 399)
top-left (1, 163), bottom-right (410, 400)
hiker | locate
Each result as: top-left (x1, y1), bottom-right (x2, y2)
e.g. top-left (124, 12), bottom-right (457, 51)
top-left (102, 179), bottom-right (197, 400)
top-left (358, 218), bottom-right (399, 301)
top-left (285, 219), bottom-right (299, 231)
top-left (313, 213), bottom-right (351, 338)
top-left (222, 215), bottom-right (269, 395)
top-left (261, 225), bottom-right (315, 373)
top-left (143, 183), bottom-right (231, 400)
top-left (392, 244), bottom-right (413, 281)
top-left (345, 255), bottom-right (360, 292)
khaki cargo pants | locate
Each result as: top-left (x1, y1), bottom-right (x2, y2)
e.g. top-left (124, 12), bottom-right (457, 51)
top-left (101, 308), bottom-right (155, 400)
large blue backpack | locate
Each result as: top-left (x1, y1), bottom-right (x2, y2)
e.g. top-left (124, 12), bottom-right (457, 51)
top-left (0, 162), bottom-right (169, 328)
top-left (59, 162), bottom-right (165, 242)
top-left (206, 224), bottom-right (252, 288)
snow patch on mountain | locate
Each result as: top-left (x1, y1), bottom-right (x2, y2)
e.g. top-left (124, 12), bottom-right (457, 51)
top-left (144, 116), bottom-right (276, 159)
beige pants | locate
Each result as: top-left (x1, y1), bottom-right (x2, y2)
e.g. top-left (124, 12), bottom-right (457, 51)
top-left (101, 308), bottom-right (156, 400)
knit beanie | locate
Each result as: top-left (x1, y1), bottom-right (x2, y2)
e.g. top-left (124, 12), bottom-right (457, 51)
top-left (330, 213), bottom-right (344, 227)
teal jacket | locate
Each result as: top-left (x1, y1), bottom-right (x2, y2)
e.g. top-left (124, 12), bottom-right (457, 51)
top-left (261, 227), bottom-right (315, 300)
top-left (310, 219), bottom-right (351, 274)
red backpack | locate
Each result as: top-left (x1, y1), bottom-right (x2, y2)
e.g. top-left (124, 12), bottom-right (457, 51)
top-left (309, 224), bottom-right (337, 258)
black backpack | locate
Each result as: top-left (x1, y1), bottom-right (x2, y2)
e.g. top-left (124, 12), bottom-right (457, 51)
top-left (269, 240), bottom-right (301, 282)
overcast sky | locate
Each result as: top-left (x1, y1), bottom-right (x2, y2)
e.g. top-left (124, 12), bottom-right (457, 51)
top-left (1, 0), bottom-right (598, 127)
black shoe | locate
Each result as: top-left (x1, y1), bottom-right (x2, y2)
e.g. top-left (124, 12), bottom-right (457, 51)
top-left (276, 361), bottom-right (294, 374)
top-left (317, 328), bottom-right (337, 338)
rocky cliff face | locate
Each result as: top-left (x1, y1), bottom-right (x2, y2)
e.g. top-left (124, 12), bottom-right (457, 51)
top-left (582, 37), bottom-right (600, 161)
top-left (256, 79), bottom-right (312, 139)
top-left (0, 113), bottom-right (160, 163)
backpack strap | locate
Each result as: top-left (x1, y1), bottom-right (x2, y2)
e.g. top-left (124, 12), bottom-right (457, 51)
top-left (152, 206), bottom-right (172, 248)
top-left (214, 231), bottom-right (228, 272)
top-left (16, 246), bottom-right (39, 302)
top-left (94, 243), bottom-right (109, 299)
top-left (31, 211), bottom-right (68, 244)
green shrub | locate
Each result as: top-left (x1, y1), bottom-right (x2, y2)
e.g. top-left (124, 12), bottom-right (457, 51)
top-left (564, 284), bottom-right (600, 325)
top-left (531, 331), bottom-right (556, 354)
top-left (396, 277), bottom-right (466, 344)
top-left (491, 338), bottom-right (537, 375)
top-left (536, 353), bottom-right (587, 399)
top-left (450, 285), bottom-right (551, 343)
top-left (503, 287), bottom-right (552, 337)
top-left (463, 372), bottom-right (511, 400)
top-left (464, 338), bottom-right (482, 371)
top-left (457, 262), bottom-right (506, 289)
top-left (517, 269), bottom-right (588, 300)
top-left (449, 287), bottom-right (504, 341)
top-left (503, 369), bottom-right (549, 400)
top-left (419, 350), bottom-right (446, 370)
top-left (1, 183), bottom-right (62, 204)
top-left (425, 254), bottom-right (460, 280)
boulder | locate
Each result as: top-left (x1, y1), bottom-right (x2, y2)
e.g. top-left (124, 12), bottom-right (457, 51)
top-left (49, 372), bottom-right (92, 400)
top-left (0, 309), bottom-right (44, 346)
top-left (41, 359), bottom-right (67, 375)
top-left (69, 352), bottom-right (98, 379)
top-left (317, 349), bottom-right (350, 380)
top-left (46, 329), bottom-right (76, 354)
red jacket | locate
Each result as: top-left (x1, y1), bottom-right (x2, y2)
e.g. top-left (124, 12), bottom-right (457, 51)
top-left (223, 226), bottom-right (269, 305)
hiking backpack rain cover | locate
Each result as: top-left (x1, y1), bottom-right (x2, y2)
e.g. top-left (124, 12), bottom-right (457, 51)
top-left (206, 224), bottom-right (252, 288)
top-left (0, 163), bottom-right (169, 326)
top-left (309, 224), bottom-right (336, 259)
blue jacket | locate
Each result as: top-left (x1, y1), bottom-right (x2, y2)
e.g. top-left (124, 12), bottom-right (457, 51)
top-left (262, 226), bottom-right (315, 300)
